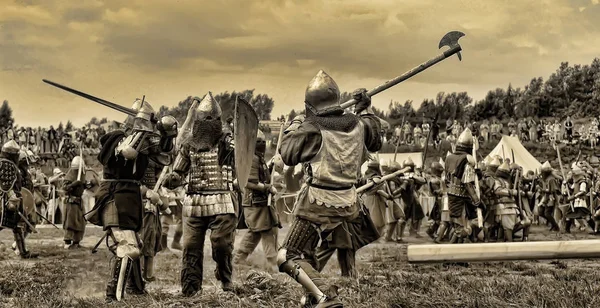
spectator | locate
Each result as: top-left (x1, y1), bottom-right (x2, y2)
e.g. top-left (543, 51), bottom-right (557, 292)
top-left (480, 120), bottom-right (489, 143)
top-left (564, 116), bottom-right (574, 143)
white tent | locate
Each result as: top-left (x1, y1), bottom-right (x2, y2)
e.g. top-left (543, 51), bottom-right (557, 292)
top-left (361, 152), bottom-right (423, 173)
top-left (485, 135), bottom-right (542, 173)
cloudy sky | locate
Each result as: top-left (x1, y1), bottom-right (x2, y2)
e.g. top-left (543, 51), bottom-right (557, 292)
top-left (1, 0), bottom-right (600, 127)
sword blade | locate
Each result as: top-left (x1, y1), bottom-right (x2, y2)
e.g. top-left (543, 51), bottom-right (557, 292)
top-left (42, 79), bottom-right (137, 116)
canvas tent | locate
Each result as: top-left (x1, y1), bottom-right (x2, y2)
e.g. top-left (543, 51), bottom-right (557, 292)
top-left (360, 152), bottom-right (423, 173)
top-left (484, 135), bottom-right (541, 173)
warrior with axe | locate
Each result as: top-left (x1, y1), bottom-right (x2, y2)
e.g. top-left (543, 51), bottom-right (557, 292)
top-left (276, 30), bottom-right (465, 307)
top-left (161, 93), bottom-right (258, 297)
top-left (42, 80), bottom-right (178, 303)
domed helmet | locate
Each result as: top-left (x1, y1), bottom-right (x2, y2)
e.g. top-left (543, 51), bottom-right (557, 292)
top-left (70, 156), bottom-right (84, 169)
top-left (304, 70), bottom-right (341, 116)
top-left (256, 129), bottom-right (267, 154)
top-left (456, 128), bottom-right (474, 153)
top-left (123, 98), bottom-right (156, 133)
top-left (495, 161), bottom-right (511, 179)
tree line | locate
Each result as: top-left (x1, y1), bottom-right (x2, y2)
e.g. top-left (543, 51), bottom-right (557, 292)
top-left (3, 57), bottom-right (600, 128)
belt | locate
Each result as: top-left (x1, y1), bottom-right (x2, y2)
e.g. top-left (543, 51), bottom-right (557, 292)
top-left (306, 182), bottom-right (354, 191)
top-left (102, 179), bottom-right (141, 185)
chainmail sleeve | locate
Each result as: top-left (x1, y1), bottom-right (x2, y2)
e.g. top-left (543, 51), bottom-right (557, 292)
top-left (279, 121), bottom-right (322, 166)
top-left (360, 114), bottom-right (382, 152)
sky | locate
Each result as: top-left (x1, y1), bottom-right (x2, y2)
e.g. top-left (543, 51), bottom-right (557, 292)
top-left (1, 0), bottom-right (600, 127)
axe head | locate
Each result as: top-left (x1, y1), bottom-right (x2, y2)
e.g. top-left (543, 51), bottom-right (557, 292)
top-left (439, 31), bottom-right (465, 61)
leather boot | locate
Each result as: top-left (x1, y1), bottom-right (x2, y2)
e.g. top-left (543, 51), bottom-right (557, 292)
top-left (143, 256), bottom-right (155, 282)
top-left (397, 221), bottom-right (406, 242)
top-left (434, 223), bottom-right (447, 243)
top-left (171, 230), bottom-right (183, 250)
top-left (504, 228), bottom-right (513, 242)
top-left (160, 234), bottom-right (168, 251)
top-left (14, 228), bottom-right (38, 259)
top-left (105, 257), bottom-right (122, 303)
top-left (385, 222), bottom-right (398, 242)
top-left (565, 220), bottom-right (573, 234)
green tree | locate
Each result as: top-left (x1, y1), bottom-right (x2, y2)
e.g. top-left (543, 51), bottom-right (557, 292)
top-left (0, 100), bottom-right (14, 128)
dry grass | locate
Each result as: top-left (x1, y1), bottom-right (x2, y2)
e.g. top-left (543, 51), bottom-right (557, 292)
top-left (0, 225), bottom-right (599, 308)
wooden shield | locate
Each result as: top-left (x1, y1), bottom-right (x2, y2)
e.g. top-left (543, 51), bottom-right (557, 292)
top-left (20, 188), bottom-right (36, 217)
top-left (234, 96), bottom-right (259, 191)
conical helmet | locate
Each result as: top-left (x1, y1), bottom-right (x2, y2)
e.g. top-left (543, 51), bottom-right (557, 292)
top-left (403, 157), bottom-right (415, 168)
top-left (391, 161), bottom-right (402, 171)
top-left (194, 92), bottom-right (222, 120)
top-left (489, 156), bottom-right (501, 168)
top-left (497, 161), bottom-right (511, 173)
top-left (541, 161), bottom-right (552, 172)
top-left (257, 129), bottom-right (266, 141)
top-left (70, 156), bottom-right (84, 169)
top-left (590, 156), bottom-right (600, 168)
top-left (177, 93), bottom-right (223, 150)
top-left (1, 140), bottom-right (19, 155)
top-left (380, 159), bottom-right (391, 172)
top-left (431, 161), bottom-right (444, 174)
top-left (367, 159), bottom-right (380, 168)
top-left (124, 98), bottom-right (156, 133)
top-left (457, 128), bottom-right (474, 148)
top-left (304, 70), bottom-right (341, 115)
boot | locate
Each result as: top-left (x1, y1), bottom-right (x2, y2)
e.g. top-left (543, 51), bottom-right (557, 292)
top-left (385, 222), bottom-right (398, 242)
top-left (412, 219), bottom-right (423, 238)
top-left (126, 258), bottom-right (146, 295)
top-left (171, 230), bottom-right (183, 250)
top-left (504, 229), bottom-right (513, 242)
top-left (397, 221), bottom-right (406, 242)
top-left (106, 257), bottom-right (122, 302)
top-left (434, 223), bottom-right (447, 243)
top-left (143, 256), bottom-right (155, 282)
top-left (426, 222), bottom-right (439, 240)
top-left (64, 240), bottom-right (72, 249)
top-left (14, 229), bottom-right (38, 259)
top-left (160, 234), bottom-right (168, 251)
top-left (522, 226), bottom-right (530, 242)
top-left (565, 220), bottom-right (573, 234)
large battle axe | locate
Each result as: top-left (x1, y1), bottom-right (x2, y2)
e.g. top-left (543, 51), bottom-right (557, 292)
top-left (340, 31), bottom-right (465, 109)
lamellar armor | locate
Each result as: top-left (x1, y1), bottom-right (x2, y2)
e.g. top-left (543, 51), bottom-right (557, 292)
top-left (171, 93), bottom-right (236, 218)
top-left (0, 155), bottom-right (21, 229)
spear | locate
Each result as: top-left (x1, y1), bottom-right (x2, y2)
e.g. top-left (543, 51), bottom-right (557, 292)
top-left (267, 119), bottom-right (285, 206)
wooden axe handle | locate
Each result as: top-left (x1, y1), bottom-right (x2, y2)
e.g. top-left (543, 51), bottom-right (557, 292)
top-left (340, 44), bottom-right (462, 109)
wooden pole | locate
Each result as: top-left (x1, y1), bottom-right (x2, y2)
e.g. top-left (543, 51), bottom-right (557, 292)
top-left (268, 120), bottom-right (285, 206)
top-left (408, 240), bottom-right (600, 264)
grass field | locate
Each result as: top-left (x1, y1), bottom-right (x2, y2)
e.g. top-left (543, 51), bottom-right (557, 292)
top-left (1, 224), bottom-right (600, 308)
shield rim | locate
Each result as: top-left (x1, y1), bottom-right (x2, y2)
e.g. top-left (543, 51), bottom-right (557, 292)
top-left (234, 96), bottom-right (259, 192)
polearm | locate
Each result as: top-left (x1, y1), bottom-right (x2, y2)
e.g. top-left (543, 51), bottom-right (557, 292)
top-left (267, 120), bottom-right (286, 206)
top-left (357, 167), bottom-right (411, 194)
top-left (340, 31), bottom-right (464, 110)
top-left (472, 135), bottom-right (483, 228)
top-left (394, 115), bottom-right (406, 162)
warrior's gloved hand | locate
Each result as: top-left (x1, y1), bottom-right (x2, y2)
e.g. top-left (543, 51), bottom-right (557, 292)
top-left (163, 208), bottom-right (172, 215)
top-left (268, 185), bottom-right (278, 196)
top-left (163, 173), bottom-right (183, 190)
top-left (353, 88), bottom-right (371, 114)
top-left (371, 176), bottom-right (382, 185)
top-left (146, 190), bottom-right (161, 205)
top-left (157, 116), bottom-right (178, 137)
